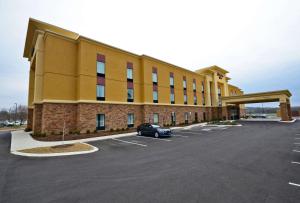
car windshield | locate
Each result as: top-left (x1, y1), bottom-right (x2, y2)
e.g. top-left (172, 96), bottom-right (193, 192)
top-left (151, 125), bottom-right (161, 128)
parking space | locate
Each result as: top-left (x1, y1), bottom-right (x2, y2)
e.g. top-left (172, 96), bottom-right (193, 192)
top-left (89, 124), bottom-right (230, 151)
top-left (1, 121), bottom-right (300, 202)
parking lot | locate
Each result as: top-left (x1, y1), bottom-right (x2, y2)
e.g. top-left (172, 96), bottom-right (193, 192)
top-left (0, 121), bottom-right (300, 203)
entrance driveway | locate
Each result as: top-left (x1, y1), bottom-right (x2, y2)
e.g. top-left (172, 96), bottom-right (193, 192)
top-left (0, 121), bottom-right (300, 203)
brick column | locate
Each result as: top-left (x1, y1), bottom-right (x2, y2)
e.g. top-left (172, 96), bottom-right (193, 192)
top-left (222, 106), bottom-right (229, 120)
top-left (287, 103), bottom-right (292, 120)
top-left (235, 104), bottom-right (240, 120)
top-left (27, 108), bottom-right (33, 130)
top-left (280, 102), bottom-right (289, 121)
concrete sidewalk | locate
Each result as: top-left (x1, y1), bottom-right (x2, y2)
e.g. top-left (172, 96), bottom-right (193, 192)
top-left (10, 122), bottom-right (207, 152)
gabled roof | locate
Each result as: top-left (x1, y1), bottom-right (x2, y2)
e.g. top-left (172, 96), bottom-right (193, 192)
top-left (195, 65), bottom-right (229, 74)
top-left (23, 18), bottom-right (79, 58)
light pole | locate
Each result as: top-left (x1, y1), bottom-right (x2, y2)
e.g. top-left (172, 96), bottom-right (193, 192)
top-left (14, 103), bottom-right (17, 123)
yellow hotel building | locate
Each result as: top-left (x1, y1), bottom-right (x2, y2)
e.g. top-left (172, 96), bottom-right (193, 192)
top-left (24, 18), bottom-right (245, 134)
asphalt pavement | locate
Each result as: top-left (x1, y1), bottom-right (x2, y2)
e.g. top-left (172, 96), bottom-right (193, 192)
top-left (0, 121), bottom-right (299, 203)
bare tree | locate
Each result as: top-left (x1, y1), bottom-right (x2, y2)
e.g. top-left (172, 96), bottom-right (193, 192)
top-left (0, 108), bottom-right (9, 121)
top-left (17, 105), bottom-right (28, 124)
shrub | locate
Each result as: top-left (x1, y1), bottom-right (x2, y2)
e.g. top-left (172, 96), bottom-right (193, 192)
top-left (110, 128), bottom-right (114, 132)
top-left (75, 130), bottom-right (80, 135)
top-left (94, 129), bottom-right (97, 133)
top-left (121, 128), bottom-right (125, 131)
top-left (86, 130), bottom-right (90, 134)
top-left (24, 127), bottom-right (32, 132)
top-left (51, 131), bottom-right (55, 135)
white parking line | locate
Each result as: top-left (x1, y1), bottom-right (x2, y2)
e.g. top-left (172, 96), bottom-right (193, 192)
top-left (294, 138), bottom-right (300, 139)
top-left (296, 134), bottom-right (300, 135)
top-left (202, 129), bottom-right (212, 131)
top-left (294, 143), bottom-right (300, 145)
top-left (111, 138), bottom-right (147, 147)
top-left (173, 134), bottom-right (189, 138)
top-left (289, 182), bottom-right (300, 187)
top-left (136, 136), bottom-right (172, 142)
top-left (179, 131), bottom-right (201, 134)
top-left (291, 161), bottom-right (300, 165)
top-left (293, 150), bottom-right (300, 153)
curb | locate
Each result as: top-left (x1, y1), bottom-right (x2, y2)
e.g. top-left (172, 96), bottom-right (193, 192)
top-left (11, 143), bottom-right (99, 157)
top-left (279, 119), bottom-right (297, 123)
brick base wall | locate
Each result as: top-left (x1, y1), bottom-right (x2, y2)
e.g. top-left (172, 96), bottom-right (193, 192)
top-left (32, 103), bottom-right (229, 135)
top-left (27, 108), bottom-right (33, 130)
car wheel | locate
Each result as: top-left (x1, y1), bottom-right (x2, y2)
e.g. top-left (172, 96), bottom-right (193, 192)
top-left (138, 131), bottom-right (142, 136)
top-left (154, 132), bottom-right (159, 138)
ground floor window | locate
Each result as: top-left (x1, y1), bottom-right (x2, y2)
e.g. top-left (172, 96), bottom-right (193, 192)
top-left (96, 114), bottom-right (105, 130)
top-left (171, 112), bottom-right (176, 125)
top-left (184, 112), bottom-right (189, 124)
top-left (195, 112), bottom-right (198, 122)
top-left (127, 113), bottom-right (134, 128)
top-left (153, 113), bottom-right (159, 124)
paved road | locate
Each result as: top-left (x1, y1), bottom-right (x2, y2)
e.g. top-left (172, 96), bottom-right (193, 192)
top-left (0, 121), bottom-right (300, 203)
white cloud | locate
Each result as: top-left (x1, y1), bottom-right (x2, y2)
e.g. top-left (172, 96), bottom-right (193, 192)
top-left (0, 0), bottom-right (299, 107)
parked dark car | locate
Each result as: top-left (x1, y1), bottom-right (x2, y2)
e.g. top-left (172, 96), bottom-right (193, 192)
top-left (137, 123), bottom-right (172, 138)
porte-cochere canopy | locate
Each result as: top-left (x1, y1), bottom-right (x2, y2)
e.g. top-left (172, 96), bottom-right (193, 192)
top-left (221, 90), bottom-right (292, 121)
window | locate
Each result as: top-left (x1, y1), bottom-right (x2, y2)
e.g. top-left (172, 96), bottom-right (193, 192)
top-left (183, 80), bottom-right (186, 89)
top-left (152, 72), bottom-right (158, 83)
top-left (170, 73), bottom-right (174, 86)
top-left (153, 113), bottom-right (159, 124)
top-left (127, 114), bottom-right (134, 127)
top-left (170, 92), bottom-right (175, 104)
top-left (127, 68), bottom-right (133, 80)
top-left (96, 54), bottom-right (105, 100)
top-left (184, 94), bottom-right (187, 104)
top-left (127, 88), bottom-right (134, 102)
top-left (201, 82), bottom-right (205, 92)
top-left (170, 87), bottom-right (175, 104)
top-left (97, 61), bottom-right (105, 75)
top-left (194, 95), bottom-right (197, 105)
top-left (97, 85), bottom-right (105, 100)
top-left (153, 90), bottom-right (158, 103)
top-left (201, 81), bottom-right (205, 105)
top-left (193, 80), bottom-right (196, 91)
top-left (184, 112), bottom-right (189, 124)
top-left (96, 114), bottom-right (105, 130)
top-left (171, 112), bottom-right (176, 125)
top-left (195, 112), bottom-right (198, 122)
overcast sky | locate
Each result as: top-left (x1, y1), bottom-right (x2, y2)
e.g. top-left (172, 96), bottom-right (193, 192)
top-left (0, 0), bottom-right (299, 109)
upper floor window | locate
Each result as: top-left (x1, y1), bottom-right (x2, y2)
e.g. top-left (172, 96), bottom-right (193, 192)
top-left (201, 81), bottom-right (205, 92)
top-left (218, 87), bottom-right (221, 95)
top-left (193, 80), bottom-right (196, 91)
top-left (96, 54), bottom-right (105, 75)
top-left (194, 95), bottom-right (197, 105)
top-left (170, 88), bottom-right (175, 104)
top-left (127, 62), bottom-right (133, 80)
top-left (127, 88), bottom-right (134, 102)
top-left (97, 85), bottom-right (105, 100)
top-left (170, 72), bottom-right (174, 86)
top-left (183, 76), bottom-right (187, 89)
top-left (152, 67), bottom-right (158, 83)
top-left (184, 90), bottom-right (187, 104)
top-left (153, 90), bottom-right (158, 103)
